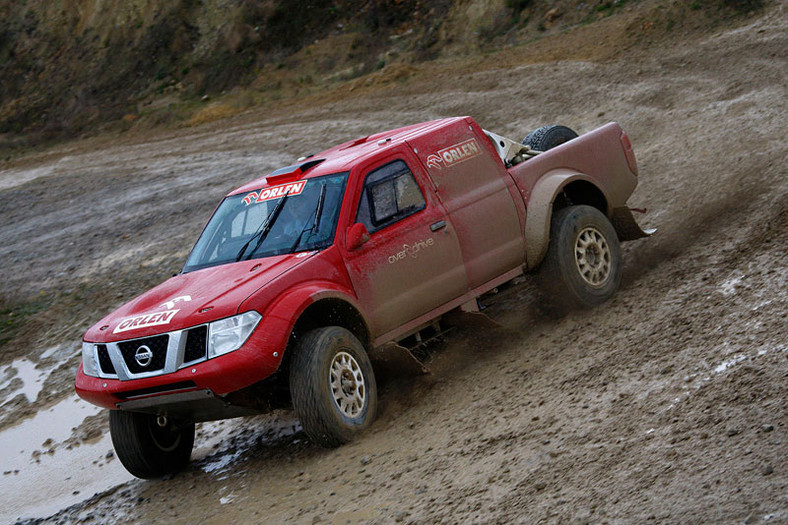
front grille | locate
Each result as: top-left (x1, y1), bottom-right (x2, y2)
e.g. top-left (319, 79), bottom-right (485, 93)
top-left (117, 335), bottom-right (169, 374)
top-left (97, 344), bottom-right (116, 375)
top-left (184, 325), bottom-right (208, 363)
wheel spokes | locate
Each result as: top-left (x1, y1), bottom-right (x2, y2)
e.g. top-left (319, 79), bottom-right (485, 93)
top-left (329, 351), bottom-right (366, 417)
top-left (574, 227), bottom-right (611, 287)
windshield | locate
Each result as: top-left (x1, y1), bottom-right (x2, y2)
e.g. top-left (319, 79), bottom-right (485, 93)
top-left (183, 172), bottom-right (348, 272)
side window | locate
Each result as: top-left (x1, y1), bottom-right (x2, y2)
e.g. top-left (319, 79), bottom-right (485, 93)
top-left (356, 160), bottom-right (426, 232)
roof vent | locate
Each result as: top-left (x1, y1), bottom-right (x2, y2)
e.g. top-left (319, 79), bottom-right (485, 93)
top-left (266, 158), bottom-right (325, 182)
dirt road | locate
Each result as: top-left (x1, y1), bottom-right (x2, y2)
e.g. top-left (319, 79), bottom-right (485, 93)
top-left (1, 2), bottom-right (786, 523)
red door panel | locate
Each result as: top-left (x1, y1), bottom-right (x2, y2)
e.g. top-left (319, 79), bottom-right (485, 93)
top-left (407, 118), bottom-right (524, 289)
top-left (342, 149), bottom-right (468, 337)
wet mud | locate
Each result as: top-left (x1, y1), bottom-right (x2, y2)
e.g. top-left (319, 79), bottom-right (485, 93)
top-left (0, 3), bottom-right (786, 523)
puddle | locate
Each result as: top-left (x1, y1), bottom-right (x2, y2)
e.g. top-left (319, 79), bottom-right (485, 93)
top-left (40, 344), bottom-right (79, 362)
top-left (0, 396), bottom-right (134, 523)
top-left (0, 358), bottom-right (50, 406)
top-left (0, 396), bottom-right (305, 521)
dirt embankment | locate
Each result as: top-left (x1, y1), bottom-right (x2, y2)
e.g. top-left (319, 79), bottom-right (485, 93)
top-left (0, 0), bottom-right (786, 523)
top-left (0, 0), bottom-right (765, 151)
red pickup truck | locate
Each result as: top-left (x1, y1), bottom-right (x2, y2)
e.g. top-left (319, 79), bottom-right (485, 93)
top-left (76, 117), bottom-right (652, 478)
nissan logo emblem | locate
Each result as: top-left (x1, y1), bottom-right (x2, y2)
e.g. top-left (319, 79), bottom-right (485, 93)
top-left (134, 345), bottom-right (153, 367)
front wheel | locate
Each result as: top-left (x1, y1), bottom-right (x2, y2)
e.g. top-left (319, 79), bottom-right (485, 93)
top-left (290, 327), bottom-right (378, 448)
top-left (109, 410), bottom-right (195, 479)
top-left (538, 205), bottom-right (621, 313)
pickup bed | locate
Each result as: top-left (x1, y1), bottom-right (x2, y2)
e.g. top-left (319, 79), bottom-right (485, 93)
top-left (76, 116), bottom-right (652, 478)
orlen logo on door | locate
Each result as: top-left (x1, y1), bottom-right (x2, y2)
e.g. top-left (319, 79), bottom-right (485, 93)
top-left (425, 139), bottom-right (481, 170)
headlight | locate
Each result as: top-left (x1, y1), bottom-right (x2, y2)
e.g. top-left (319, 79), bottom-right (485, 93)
top-left (81, 342), bottom-right (99, 377)
top-left (208, 311), bottom-right (262, 358)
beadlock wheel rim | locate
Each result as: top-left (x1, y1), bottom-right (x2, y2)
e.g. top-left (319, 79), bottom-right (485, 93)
top-left (574, 226), bottom-right (611, 288)
top-left (329, 351), bottom-right (366, 418)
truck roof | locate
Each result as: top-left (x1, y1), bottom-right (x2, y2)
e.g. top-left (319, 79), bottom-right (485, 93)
top-left (229, 117), bottom-right (468, 196)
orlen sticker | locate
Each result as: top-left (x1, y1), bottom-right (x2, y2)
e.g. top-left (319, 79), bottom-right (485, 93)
top-left (242, 180), bottom-right (307, 205)
top-left (426, 138), bottom-right (481, 170)
top-left (113, 309), bottom-right (179, 334)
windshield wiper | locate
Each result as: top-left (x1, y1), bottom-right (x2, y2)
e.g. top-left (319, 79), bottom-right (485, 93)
top-left (289, 183), bottom-right (326, 254)
top-left (235, 191), bottom-right (291, 262)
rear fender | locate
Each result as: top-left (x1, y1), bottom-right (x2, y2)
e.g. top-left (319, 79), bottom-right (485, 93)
top-left (524, 170), bottom-right (609, 270)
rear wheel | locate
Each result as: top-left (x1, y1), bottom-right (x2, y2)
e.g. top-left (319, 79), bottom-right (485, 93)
top-left (523, 125), bottom-right (578, 151)
top-left (109, 410), bottom-right (195, 479)
top-left (538, 205), bottom-right (621, 313)
top-left (290, 327), bottom-right (377, 447)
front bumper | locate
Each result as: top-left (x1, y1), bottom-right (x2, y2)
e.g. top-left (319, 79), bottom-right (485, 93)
top-left (76, 315), bottom-right (289, 413)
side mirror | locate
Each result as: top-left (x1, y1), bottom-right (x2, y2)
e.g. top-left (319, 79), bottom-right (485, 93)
top-left (346, 223), bottom-right (370, 250)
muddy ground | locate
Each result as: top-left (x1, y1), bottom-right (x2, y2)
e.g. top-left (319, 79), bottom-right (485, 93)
top-left (1, 2), bottom-right (786, 523)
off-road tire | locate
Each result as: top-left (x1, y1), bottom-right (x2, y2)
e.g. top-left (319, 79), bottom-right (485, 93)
top-left (109, 410), bottom-right (195, 479)
top-left (538, 205), bottom-right (621, 313)
top-left (523, 125), bottom-right (578, 151)
top-left (290, 326), bottom-right (377, 448)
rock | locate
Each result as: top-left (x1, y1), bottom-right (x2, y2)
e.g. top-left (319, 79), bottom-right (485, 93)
top-left (726, 427), bottom-right (740, 437)
top-left (761, 424), bottom-right (774, 432)
top-left (360, 456), bottom-right (371, 465)
top-left (762, 464), bottom-right (773, 476)
top-left (545, 8), bottom-right (562, 23)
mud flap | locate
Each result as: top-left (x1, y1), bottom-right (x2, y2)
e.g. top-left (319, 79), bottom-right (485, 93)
top-left (368, 342), bottom-right (430, 376)
top-left (611, 206), bottom-right (657, 241)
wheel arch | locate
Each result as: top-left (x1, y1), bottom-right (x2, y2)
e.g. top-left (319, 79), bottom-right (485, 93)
top-left (273, 290), bottom-right (372, 376)
top-left (291, 297), bottom-right (371, 349)
top-left (524, 171), bottom-right (610, 270)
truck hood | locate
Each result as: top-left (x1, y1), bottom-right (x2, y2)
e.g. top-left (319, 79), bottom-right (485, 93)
top-left (84, 253), bottom-right (314, 342)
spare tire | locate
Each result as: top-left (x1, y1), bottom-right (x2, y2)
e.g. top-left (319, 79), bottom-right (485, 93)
top-left (522, 125), bottom-right (578, 151)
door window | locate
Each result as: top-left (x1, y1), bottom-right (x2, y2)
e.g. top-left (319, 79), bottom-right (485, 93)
top-left (356, 160), bottom-right (426, 232)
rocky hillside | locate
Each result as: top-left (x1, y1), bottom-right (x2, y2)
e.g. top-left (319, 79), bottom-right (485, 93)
top-left (0, 0), bottom-right (763, 152)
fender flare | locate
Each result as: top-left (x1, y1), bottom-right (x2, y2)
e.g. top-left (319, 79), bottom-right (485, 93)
top-left (263, 282), bottom-right (372, 348)
top-left (524, 170), bottom-right (610, 270)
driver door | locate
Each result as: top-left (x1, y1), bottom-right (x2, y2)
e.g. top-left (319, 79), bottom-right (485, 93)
top-left (343, 151), bottom-right (467, 338)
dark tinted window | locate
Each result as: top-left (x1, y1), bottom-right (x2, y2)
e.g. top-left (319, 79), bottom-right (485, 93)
top-left (356, 160), bottom-right (425, 232)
